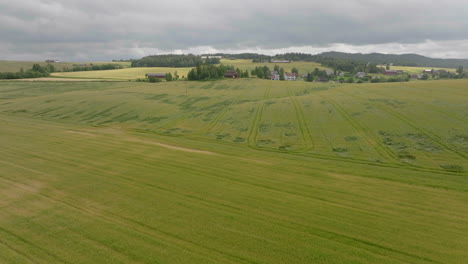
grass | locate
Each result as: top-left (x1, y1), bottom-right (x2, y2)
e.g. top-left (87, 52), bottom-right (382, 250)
top-left (0, 78), bottom-right (467, 263)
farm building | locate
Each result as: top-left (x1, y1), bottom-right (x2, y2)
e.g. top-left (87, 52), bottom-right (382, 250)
top-left (284, 73), bottom-right (298, 81)
top-left (355, 72), bottom-right (366, 78)
top-left (146, 73), bottom-right (166, 78)
top-left (433, 69), bottom-right (447, 74)
top-left (224, 70), bottom-right (238, 78)
top-left (383, 70), bottom-right (398, 75)
top-left (268, 71), bottom-right (280, 80)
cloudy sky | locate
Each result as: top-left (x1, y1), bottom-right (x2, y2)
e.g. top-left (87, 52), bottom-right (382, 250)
top-left (1, 0), bottom-right (467, 61)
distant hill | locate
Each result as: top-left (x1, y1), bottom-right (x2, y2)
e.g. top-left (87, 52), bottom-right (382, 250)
top-left (211, 52), bottom-right (468, 69)
top-left (314, 52), bottom-right (468, 69)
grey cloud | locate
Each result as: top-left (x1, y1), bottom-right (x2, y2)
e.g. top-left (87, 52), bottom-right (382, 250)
top-left (0, 0), bottom-right (467, 60)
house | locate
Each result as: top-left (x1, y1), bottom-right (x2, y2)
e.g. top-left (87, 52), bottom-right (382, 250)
top-left (433, 69), bottom-right (447, 74)
top-left (271, 60), bottom-right (290, 63)
top-left (383, 70), bottom-right (398, 75)
top-left (224, 70), bottom-right (238, 78)
top-left (284, 73), bottom-right (298, 81)
top-left (146, 73), bottom-right (166, 79)
top-left (325, 69), bottom-right (335, 76)
top-left (268, 74), bottom-right (280, 80)
top-left (268, 71), bottom-right (280, 80)
top-left (355, 72), bottom-right (366, 78)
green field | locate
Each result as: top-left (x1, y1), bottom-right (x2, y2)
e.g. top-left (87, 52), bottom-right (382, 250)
top-left (0, 79), bottom-right (467, 263)
top-left (0, 61), bottom-right (131, 73)
top-left (220, 59), bottom-right (330, 74)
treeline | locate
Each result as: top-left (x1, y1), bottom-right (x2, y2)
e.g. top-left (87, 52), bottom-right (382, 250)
top-left (63, 64), bottom-right (123, 72)
top-left (187, 64), bottom-right (249, 81)
top-left (318, 52), bottom-right (468, 68)
top-left (316, 57), bottom-right (383, 73)
top-left (0, 64), bottom-right (54, 79)
top-left (131, 54), bottom-right (220, 67)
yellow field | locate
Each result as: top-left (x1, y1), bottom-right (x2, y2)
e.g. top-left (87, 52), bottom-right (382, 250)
top-left (50, 59), bottom-right (331, 80)
top-left (52, 66), bottom-right (191, 80)
top-left (383, 65), bottom-right (456, 74)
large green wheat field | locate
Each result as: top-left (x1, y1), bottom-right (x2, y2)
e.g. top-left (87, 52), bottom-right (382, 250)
top-left (0, 79), bottom-right (467, 263)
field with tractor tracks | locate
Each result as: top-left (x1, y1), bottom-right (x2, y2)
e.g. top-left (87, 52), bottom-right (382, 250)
top-left (0, 78), bottom-right (467, 263)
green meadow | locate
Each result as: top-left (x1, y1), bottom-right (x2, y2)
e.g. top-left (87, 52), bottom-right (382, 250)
top-left (0, 78), bottom-right (467, 263)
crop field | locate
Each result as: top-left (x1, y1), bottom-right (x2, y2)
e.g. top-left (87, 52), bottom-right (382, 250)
top-left (380, 65), bottom-right (456, 74)
top-left (221, 59), bottom-right (331, 74)
top-left (0, 61), bottom-right (130, 73)
top-left (51, 60), bottom-right (330, 80)
top-left (51, 66), bottom-right (192, 80)
top-left (0, 79), bottom-right (467, 263)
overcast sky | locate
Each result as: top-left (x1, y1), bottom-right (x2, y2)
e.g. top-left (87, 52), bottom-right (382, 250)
top-left (1, 0), bottom-right (468, 61)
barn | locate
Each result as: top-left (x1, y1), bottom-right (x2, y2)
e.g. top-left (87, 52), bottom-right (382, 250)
top-left (146, 73), bottom-right (166, 78)
top-left (224, 70), bottom-right (238, 78)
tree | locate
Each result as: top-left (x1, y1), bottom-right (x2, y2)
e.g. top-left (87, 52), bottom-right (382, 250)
top-left (32, 64), bottom-right (44, 73)
top-left (148, 76), bottom-right (161, 83)
top-left (279, 68), bottom-right (285, 80)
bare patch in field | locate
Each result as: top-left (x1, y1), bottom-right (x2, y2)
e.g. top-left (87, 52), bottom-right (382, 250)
top-left (126, 138), bottom-right (217, 155)
top-left (67, 130), bottom-right (97, 136)
top-left (0, 178), bottom-right (52, 220)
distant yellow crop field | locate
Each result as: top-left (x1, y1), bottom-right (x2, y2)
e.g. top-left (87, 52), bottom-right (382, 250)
top-left (51, 60), bottom-right (330, 80)
top-left (52, 67), bottom-right (192, 80)
top-left (383, 65), bottom-right (456, 74)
